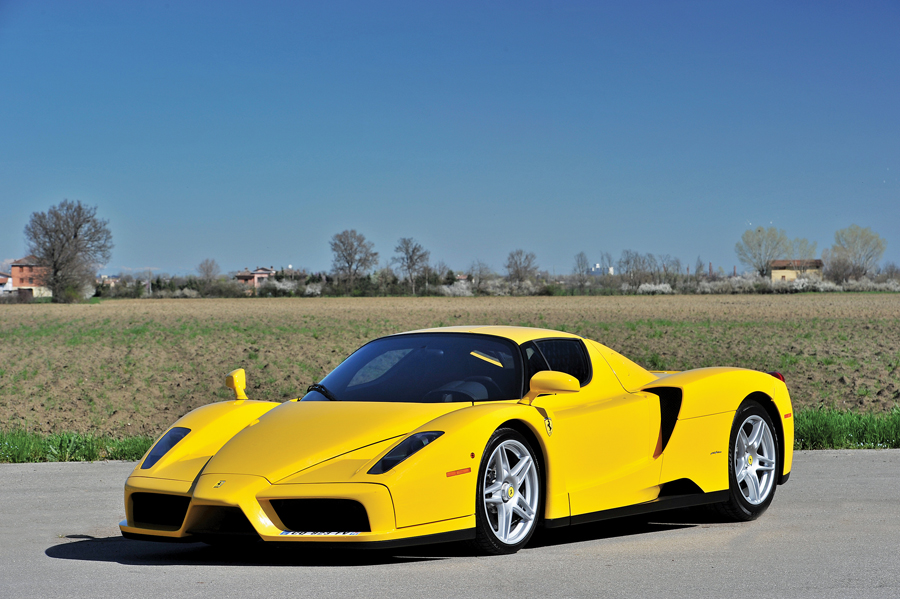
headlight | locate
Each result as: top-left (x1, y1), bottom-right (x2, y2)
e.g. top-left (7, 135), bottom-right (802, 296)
top-left (141, 427), bottom-right (190, 469)
top-left (367, 431), bottom-right (443, 475)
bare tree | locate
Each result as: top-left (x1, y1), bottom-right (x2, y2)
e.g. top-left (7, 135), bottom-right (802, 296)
top-left (880, 262), bottom-right (899, 282)
top-left (330, 229), bottom-right (378, 291)
top-left (393, 238), bottom-right (430, 295)
top-left (824, 224), bottom-right (886, 281)
top-left (658, 254), bottom-right (683, 285)
top-left (505, 249), bottom-right (538, 284)
top-left (618, 249), bottom-right (655, 286)
top-left (788, 238), bottom-right (818, 273)
top-left (735, 226), bottom-right (790, 277)
top-left (469, 260), bottom-right (494, 294)
top-left (24, 199), bottom-right (113, 302)
top-left (573, 251), bottom-right (590, 292)
top-left (373, 265), bottom-right (398, 296)
top-left (197, 258), bottom-right (221, 282)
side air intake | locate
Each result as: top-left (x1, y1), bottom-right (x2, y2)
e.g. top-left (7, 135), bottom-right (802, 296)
top-left (644, 387), bottom-right (682, 454)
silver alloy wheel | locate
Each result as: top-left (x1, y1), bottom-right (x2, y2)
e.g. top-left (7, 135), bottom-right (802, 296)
top-left (482, 438), bottom-right (539, 545)
top-left (734, 414), bottom-right (777, 505)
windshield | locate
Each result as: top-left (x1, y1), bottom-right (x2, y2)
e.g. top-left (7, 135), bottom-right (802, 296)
top-left (302, 333), bottom-right (523, 403)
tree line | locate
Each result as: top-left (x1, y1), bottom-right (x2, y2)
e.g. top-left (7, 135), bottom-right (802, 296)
top-left (13, 200), bottom-right (898, 303)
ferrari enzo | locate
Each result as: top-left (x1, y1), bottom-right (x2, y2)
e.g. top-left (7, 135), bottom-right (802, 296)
top-left (120, 326), bottom-right (793, 554)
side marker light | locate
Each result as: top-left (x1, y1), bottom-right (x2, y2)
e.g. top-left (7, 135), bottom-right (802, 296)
top-left (446, 468), bottom-right (471, 477)
top-left (784, 413), bottom-right (792, 419)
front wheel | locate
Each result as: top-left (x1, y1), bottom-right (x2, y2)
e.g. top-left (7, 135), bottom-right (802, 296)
top-left (473, 428), bottom-right (541, 555)
top-left (715, 400), bottom-right (780, 521)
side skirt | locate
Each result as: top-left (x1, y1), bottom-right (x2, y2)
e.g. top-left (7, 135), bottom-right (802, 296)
top-left (543, 491), bottom-right (730, 529)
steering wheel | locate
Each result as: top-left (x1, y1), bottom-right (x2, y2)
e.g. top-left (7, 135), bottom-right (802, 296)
top-left (422, 388), bottom-right (478, 403)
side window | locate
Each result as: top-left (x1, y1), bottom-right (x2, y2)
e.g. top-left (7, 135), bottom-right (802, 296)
top-left (534, 339), bottom-right (591, 386)
top-left (522, 341), bottom-right (550, 382)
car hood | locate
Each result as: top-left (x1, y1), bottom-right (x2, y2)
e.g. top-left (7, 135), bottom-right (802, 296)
top-left (202, 400), bottom-right (468, 483)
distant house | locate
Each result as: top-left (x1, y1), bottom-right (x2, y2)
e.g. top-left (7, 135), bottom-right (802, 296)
top-left (235, 266), bottom-right (276, 288)
top-left (0, 271), bottom-right (13, 294)
top-left (770, 259), bottom-right (824, 282)
top-left (10, 255), bottom-right (52, 298)
top-left (96, 274), bottom-right (120, 288)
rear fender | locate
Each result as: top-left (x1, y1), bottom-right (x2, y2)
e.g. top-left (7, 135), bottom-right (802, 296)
top-left (645, 369), bottom-right (794, 488)
top-left (643, 368), bottom-right (786, 419)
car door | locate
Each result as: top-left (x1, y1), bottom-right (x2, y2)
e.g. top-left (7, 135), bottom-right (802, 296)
top-left (529, 338), bottom-right (662, 516)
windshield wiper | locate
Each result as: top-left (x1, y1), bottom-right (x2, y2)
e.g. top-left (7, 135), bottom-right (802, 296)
top-left (307, 383), bottom-right (338, 401)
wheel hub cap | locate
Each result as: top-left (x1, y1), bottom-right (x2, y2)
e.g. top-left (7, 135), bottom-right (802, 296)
top-left (482, 438), bottom-right (539, 546)
top-left (734, 414), bottom-right (776, 506)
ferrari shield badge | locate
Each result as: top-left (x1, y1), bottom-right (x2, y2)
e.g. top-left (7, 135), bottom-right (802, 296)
top-left (544, 417), bottom-right (553, 436)
top-left (213, 480), bottom-right (226, 488)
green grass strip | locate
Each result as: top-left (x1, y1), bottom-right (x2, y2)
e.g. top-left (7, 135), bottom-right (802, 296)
top-left (794, 407), bottom-right (900, 450)
top-left (0, 429), bottom-right (154, 463)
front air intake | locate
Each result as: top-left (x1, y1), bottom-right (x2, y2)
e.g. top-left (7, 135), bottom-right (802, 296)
top-left (270, 499), bottom-right (371, 533)
top-left (131, 493), bottom-right (191, 529)
top-left (186, 507), bottom-right (259, 539)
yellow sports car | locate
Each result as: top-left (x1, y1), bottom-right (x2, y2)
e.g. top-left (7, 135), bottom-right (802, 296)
top-left (120, 326), bottom-right (793, 554)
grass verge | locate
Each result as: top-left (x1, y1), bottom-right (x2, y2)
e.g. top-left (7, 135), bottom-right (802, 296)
top-left (794, 407), bottom-right (900, 449)
top-left (0, 429), bottom-right (154, 463)
top-left (1, 407), bottom-right (899, 463)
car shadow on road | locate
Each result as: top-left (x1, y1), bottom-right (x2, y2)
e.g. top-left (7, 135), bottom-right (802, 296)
top-left (527, 506), bottom-right (723, 549)
top-left (45, 536), bottom-right (444, 567)
top-left (45, 507), bottom-right (717, 567)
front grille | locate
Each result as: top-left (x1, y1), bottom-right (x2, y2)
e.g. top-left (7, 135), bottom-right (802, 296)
top-left (131, 493), bottom-right (191, 529)
top-left (270, 499), bottom-right (371, 532)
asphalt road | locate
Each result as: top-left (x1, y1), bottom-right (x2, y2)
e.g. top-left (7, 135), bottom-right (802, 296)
top-left (1, 450), bottom-right (898, 599)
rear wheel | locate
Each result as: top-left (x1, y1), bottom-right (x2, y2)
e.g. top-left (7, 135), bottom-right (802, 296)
top-left (715, 400), bottom-right (779, 521)
top-left (474, 428), bottom-right (540, 555)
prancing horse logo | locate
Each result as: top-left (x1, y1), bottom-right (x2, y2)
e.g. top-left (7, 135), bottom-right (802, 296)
top-left (544, 417), bottom-right (553, 436)
top-left (213, 480), bottom-right (226, 488)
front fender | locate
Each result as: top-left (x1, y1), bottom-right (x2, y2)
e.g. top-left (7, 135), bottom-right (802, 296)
top-left (361, 401), bottom-right (556, 529)
top-left (132, 400), bottom-right (281, 482)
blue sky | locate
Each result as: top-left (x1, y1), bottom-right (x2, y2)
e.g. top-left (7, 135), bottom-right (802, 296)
top-left (2, 1), bottom-right (898, 277)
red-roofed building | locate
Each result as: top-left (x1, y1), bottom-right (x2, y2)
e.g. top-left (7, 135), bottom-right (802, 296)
top-left (235, 266), bottom-right (276, 288)
top-left (10, 255), bottom-right (52, 297)
top-left (770, 259), bottom-right (824, 282)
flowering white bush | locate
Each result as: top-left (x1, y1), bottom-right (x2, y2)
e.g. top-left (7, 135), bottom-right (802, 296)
top-left (482, 278), bottom-right (510, 296)
top-left (842, 278), bottom-right (900, 292)
top-left (509, 280), bottom-right (537, 296)
top-left (440, 281), bottom-right (473, 297)
top-left (304, 283), bottom-right (322, 296)
top-left (637, 283), bottom-right (673, 295)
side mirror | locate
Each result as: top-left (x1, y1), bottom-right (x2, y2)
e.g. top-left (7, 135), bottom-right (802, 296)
top-left (226, 368), bottom-right (249, 402)
top-left (519, 370), bottom-right (580, 405)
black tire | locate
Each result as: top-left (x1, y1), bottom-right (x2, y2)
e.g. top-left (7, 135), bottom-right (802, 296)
top-left (715, 399), bottom-right (780, 521)
top-left (473, 428), bottom-right (541, 555)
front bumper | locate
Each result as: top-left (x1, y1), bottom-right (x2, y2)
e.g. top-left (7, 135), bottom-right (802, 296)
top-left (120, 474), bottom-right (474, 546)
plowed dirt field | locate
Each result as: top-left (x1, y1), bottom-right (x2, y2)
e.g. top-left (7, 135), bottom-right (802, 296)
top-left (1, 294), bottom-right (897, 436)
